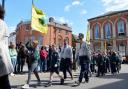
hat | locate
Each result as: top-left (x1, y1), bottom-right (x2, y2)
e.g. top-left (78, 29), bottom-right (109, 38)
top-left (33, 40), bottom-right (38, 44)
top-left (79, 33), bottom-right (84, 38)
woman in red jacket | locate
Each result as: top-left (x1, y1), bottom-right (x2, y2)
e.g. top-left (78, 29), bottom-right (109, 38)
top-left (40, 46), bottom-right (48, 72)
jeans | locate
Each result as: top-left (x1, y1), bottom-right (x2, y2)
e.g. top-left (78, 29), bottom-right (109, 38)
top-left (40, 59), bottom-right (47, 72)
top-left (27, 62), bottom-right (40, 84)
top-left (61, 58), bottom-right (73, 79)
top-left (79, 56), bottom-right (89, 83)
top-left (11, 57), bottom-right (17, 70)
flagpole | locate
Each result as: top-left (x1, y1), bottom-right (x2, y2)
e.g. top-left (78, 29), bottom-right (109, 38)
top-left (30, 0), bottom-right (34, 41)
top-left (2, 0), bottom-right (5, 20)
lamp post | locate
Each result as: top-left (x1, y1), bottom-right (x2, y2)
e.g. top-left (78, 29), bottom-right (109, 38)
top-left (2, 0), bottom-right (5, 8)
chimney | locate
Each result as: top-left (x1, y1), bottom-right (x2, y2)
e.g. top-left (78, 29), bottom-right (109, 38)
top-left (63, 23), bottom-right (68, 27)
top-left (49, 17), bottom-right (54, 22)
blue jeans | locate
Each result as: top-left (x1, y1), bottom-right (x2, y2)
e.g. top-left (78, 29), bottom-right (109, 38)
top-left (79, 56), bottom-right (89, 83)
top-left (40, 59), bottom-right (47, 72)
top-left (11, 57), bottom-right (17, 70)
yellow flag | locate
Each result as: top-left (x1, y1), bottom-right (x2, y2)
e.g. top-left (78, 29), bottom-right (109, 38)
top-left (86, 29), bottom-right (90, 44)
top-left (31, 4), bottom-right (48, 34)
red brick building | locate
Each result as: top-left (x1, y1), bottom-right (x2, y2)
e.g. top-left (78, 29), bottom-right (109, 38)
top-left (16, 17), bottom-right (72, 47)
top-left (88, 10), bottom-right (128, 57)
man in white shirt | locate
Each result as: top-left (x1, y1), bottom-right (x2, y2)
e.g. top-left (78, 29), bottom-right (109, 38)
top-left (74, 33), bottom-right (91, 86)
top-left (60, 39), bottom-right (73, 80)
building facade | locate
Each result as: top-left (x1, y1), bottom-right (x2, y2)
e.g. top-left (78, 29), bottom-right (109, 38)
top-left (16, 17), bottom-right (72, 47)
top-left (8, 32), bottom-right (16, 45)
top-left (88, 10), bottom-right (128, 57)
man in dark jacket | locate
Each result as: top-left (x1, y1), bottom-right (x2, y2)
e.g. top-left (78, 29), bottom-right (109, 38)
top-left (45, 45), bottom-right (64, 87)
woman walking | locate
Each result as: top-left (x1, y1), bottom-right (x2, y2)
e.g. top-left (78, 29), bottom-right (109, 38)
top-left (22, 40), bottom-right (41, 89)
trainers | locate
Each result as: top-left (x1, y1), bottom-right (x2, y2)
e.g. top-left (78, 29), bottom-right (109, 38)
top-left (60, 78), bottom-right (64, 85)
top-left (73, 81), bottom-right (80, 86)
top-left (45, 82), bottom-right (52, 87)
top-left (85, 79), bottom-right (89, 83)
top-left (37, 81), bottom-right (41, 86)
top-left (22, 84), bottom-right (29, 89)
top-left (10, 73), bottom-right (15, 76)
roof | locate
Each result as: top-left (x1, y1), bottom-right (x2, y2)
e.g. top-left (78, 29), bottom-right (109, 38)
top-left (88, 10), bottom-right (128, 21)
top-left (17, 20), bottom-right (72, 32)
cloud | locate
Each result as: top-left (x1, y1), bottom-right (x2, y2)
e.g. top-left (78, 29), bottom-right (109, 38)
top-left (80, 9), bottom-right (87, 15)
top-left (64, 0), bottom-right (87, 15)
top-left (55, 16), bottom-right (73, 26)
top-left (72, 1), bottom-right (81, 6)
top-left (64, 5), bottom-right (71, 12)
top-left (101, 0), bottom-right (128, 11)
top-left (102, 0), bottom-right (113, 6)
top-left (64, 0), bottom-right (84, 12)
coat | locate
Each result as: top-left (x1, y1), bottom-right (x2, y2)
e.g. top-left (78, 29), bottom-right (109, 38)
top-left (0, 19), bottom-right (13, 77)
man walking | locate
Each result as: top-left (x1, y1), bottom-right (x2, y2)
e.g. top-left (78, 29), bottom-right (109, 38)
top-left (74, 33), bottom-right (91, 86)
top-left (60, 39), bottom-right (73, 80)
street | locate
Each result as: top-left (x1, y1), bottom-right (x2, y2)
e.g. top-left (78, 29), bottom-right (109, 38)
top-left (10, 64), bottom-right (128, 89)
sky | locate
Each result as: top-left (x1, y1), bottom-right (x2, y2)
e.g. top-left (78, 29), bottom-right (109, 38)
top-left (3, 0), bottom-right (128, 36)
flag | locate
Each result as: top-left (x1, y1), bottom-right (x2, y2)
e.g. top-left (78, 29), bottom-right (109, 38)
top-left (86, 29), bottom-right (90, 44)
top-left (31, 4), bottom-right (48, 34)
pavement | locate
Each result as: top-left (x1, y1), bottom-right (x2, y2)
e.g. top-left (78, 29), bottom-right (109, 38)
top-left (10, 64), bottom-right (128, 89)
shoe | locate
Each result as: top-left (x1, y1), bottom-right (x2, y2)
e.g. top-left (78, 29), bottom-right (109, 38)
top-left (22, 84), bottom-right (29, 89)
top-left (71, 76), bottom-right (74, 80)
top-left (10, 73), bottom-right (15, 76)
top-left (64, 76), bottom-right (67, 79)
top-left (73, 81), bottom-right (80, 86)
top-left (85, 79), bottom-right (89, 83)
top-left (45, 82), bottom-right (52, 87)
top-left (96, 75), bottom-right (99, 77)
top-left (60, 78), bottom-right (64, 85)
top-left (37, 81), bottom-right (41, 86)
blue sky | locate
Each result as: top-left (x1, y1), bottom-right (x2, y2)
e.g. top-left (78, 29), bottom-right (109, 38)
top-left (4, 0), bottom-right (128, 36)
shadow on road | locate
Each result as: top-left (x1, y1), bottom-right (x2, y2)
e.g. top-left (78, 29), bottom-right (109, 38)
top-left (91, 73), bottom-right (128, 89)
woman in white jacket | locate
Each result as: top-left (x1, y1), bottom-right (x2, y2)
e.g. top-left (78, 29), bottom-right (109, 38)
top-left (0, 4), bottom-right (13, 89)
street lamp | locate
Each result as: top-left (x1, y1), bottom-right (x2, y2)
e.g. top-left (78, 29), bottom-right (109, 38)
top-left (2, 0), bottom-right (5, 8)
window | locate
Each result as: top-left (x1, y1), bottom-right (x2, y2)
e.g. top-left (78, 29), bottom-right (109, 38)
top-left (54, 38), bottom-right (56, 44)
top-left (54, 29), bottom-right (56, 33)
top-left (119, 44), bottom-right (125, 57)
top-left (32, 36), bottom-right (35, 41)
top-left (26, 25), bottom-right (29, 31)
top-left (94, 24), bottom-right (100, 39)
top-left (65, 37), bottom-right (69, 44)
top-left (117, 19), bottom-right (125, 36)
top-left (38, 36), bottom-right (43, 45)
top-left (58, 29), bottom-right (61, 33)
top-left (104, 22), bottom-right (111, 38)
top-left (65, 31), bottom-right (69, 35)
top-left (94, 45), bottom-right (100, 52)
top-left (58, 35), bottom-right (63, 46)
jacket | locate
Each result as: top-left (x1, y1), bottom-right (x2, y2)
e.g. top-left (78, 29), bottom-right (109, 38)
top-left (40, 49), bottom-right (48, 60)
top-left (0, 19), bottom-right (13, 77)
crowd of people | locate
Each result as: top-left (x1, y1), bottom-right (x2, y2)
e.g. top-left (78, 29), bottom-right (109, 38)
top-left (0, 3), bottom-right (123, 89)
top-left (7, 33), bottom-right (123, 88)
top-left (90, 51), bottom-right (122, 77)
